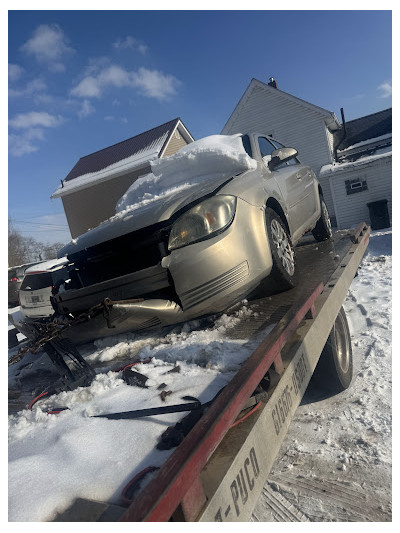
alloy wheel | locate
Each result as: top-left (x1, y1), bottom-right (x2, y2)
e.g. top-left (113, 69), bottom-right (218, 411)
top-left (270, 219), bottom-right (295, 276)
top-left (322, 201), bottom-right (332, 235)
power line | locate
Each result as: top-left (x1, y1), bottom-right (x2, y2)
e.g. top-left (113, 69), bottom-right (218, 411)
top-left (15, 229), bottom-right (70, 234)
top-left (13, 219), bottom-right (69, 229)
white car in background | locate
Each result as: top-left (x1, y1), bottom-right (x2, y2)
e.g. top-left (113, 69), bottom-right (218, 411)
top-left (18, 258), bottom-right (69, 319)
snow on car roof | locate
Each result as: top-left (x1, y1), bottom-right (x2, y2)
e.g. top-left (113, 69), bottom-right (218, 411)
top-left (115, 133), bottom-right (257, 214)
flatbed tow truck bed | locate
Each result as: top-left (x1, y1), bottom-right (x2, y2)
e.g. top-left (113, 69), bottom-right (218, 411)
top-left (10, 223), bottom-right (370, 522)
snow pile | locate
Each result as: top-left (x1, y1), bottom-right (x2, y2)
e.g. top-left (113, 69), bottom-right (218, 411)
top-left (8, 305), bottom-right (262, 522)
top-left (115, 134), bottom-right (256, 213)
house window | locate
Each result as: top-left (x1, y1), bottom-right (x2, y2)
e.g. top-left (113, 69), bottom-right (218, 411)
top-left (345, 178), bottom-right (368, 195)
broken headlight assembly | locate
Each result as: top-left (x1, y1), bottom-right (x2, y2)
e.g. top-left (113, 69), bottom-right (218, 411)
top-left (168, 195), bottom-right (237, 251)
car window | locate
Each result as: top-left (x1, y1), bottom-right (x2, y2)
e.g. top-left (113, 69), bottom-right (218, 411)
top-left (241, 134), bottom-right (253, 158)
top-left (270, 139), bottom-right (285, 150)
top-left (20, 273), bottom-right (53, 291)
top-left (270, 139), bottom-right (300, 167)
top-left (258, 137), bottom-right (276, 159)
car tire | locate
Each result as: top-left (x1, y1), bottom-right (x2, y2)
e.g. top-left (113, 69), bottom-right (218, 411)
top-left (265, 207), bottom-right (296, 290)
top-left (309, 306), bottom-right (353, 394)
top-left (8, 328), bottom-right (19, 349)
top-left (312, 195), bottom-right (332, 242)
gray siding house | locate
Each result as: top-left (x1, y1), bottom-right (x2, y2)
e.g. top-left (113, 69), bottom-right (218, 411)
top-left (52, 118), bottom-right (194, 238)
top-left (222, 78), bottom-right (392, 229)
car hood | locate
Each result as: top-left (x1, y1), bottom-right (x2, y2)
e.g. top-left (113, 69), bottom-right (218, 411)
top-left (59, 174), bottom-right (237, 256)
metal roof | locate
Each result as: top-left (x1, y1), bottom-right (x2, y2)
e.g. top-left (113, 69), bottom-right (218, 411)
top-left (64, 118), bottom-right (181, 183)
top-left (334, 108), bottom-right (392, 152)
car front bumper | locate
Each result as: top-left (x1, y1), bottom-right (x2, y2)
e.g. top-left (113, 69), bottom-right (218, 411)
top-left (50, 197), bottom-right (273, 342)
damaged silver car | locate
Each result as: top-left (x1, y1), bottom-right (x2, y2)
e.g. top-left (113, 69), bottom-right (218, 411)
top-left (51, 133), bottom-right (331, 337)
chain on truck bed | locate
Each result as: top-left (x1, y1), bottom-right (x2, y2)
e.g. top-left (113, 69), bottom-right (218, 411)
top-left (8, 299), bottom-right (114, 367)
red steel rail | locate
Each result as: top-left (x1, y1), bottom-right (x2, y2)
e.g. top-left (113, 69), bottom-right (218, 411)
top-left (119, 281), bottom-right (324, 522)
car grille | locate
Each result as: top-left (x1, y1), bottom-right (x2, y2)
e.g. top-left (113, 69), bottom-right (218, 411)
top-left (68, 223), bottom-right (171, 288)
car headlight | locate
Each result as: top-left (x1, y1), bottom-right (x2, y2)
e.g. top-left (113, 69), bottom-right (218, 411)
top-left (168, 195), bottom-right (237, 251)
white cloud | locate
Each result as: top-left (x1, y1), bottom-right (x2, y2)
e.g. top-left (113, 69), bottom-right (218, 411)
top-left (9, 78), bottom-right (48, 99)
top-left (71, 64), bottom-right (181, 101)
top-left (78, 99), bottom-right (95, 118)
top-left (9, 63), bottom-right (24, 82)
top-left (131, 67), bottom-right (181, 99)
top-left (71, 76), bottom-right (102, 98)
top-left (98, 65), bottom-right (131, 87)
top-left (377, 81), bottom-right (392, 98)
top-left (20, 24), bottom-right (74, 72)
top-left (113, 36), bottom-right (148, 54)
top-left (9, 111), bottom-right (64, 130)
top-left (9, 128), bottom-right (44, 156)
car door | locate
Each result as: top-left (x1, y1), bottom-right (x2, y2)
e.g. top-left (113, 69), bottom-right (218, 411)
top-left (270, 139), bottom-right (318, 230)
top-left (257, 136), bottom-right (308, 235)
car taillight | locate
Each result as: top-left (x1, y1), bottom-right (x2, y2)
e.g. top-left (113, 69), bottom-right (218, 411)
top-left (9, 277), bottom-right (18, 282)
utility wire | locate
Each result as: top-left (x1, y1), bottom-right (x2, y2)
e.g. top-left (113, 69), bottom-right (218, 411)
top-left (13, 219), bottom-right (69, 228)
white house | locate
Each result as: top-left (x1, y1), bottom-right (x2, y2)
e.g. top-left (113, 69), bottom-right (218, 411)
top-left (222, 78), bottom-right (392, 229)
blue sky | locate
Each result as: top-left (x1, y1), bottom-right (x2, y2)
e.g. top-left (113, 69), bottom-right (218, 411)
top-left (8, 9), bottom-right (392, 245)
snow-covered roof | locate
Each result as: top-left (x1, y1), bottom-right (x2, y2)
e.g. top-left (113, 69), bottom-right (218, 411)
top-left (320, 145), bottom-right (392, 176)
top-left (51, 118), bottom-right (194, 199)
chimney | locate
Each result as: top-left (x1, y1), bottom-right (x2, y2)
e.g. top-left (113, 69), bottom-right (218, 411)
top-left (268, 77), bottom-right (278, 89)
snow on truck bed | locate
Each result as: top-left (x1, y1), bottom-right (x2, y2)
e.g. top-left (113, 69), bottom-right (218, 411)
top-left (8, 305), bottom-right (263, 522)
top-left (8, 230), bottom-right (392, 522)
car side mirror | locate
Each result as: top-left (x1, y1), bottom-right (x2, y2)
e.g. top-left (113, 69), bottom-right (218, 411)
top-left (268, 147), bottom-right (298, 170)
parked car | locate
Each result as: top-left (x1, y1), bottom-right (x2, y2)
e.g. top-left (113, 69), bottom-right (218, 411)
top-left (19, 258), bottom-right (69, 319)
top-left (8, 262), bottom-right (43, 307)
top-left (52, 133), bottom-right (332, 334)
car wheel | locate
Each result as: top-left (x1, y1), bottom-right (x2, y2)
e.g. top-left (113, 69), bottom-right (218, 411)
top-left (8, 328), bottom-right (19, 349)
top-left (309, 306), bottom-right (353, 394)
top-left (312, 195), bottom-right (332, 242)
top-left (265, 207), bottom-right (296, 290)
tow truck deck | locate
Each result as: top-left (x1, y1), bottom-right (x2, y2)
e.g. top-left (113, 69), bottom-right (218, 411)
top-left (9, 223), bottom-right (370, 521)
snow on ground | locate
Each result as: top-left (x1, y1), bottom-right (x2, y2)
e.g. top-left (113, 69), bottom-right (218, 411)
top-left (8, 230), bottom-right (392, 522)
top-left (252, 229), bottom-right (392, 522)
top-left (8, 305), bottom-right (261, 522)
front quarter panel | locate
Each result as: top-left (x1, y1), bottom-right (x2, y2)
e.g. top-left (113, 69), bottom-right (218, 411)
top-left (163, 197), bottom-right (273, 317)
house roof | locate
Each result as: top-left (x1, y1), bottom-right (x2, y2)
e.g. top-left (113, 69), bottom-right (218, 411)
top-left (63, 118), bottom-right (185, 183)
top-left (334, 108), bottom-right (392, 152)
top-left (52, 118), bottom-right (194, 199)
top-left (222, 78), bottom-right (342, 134)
